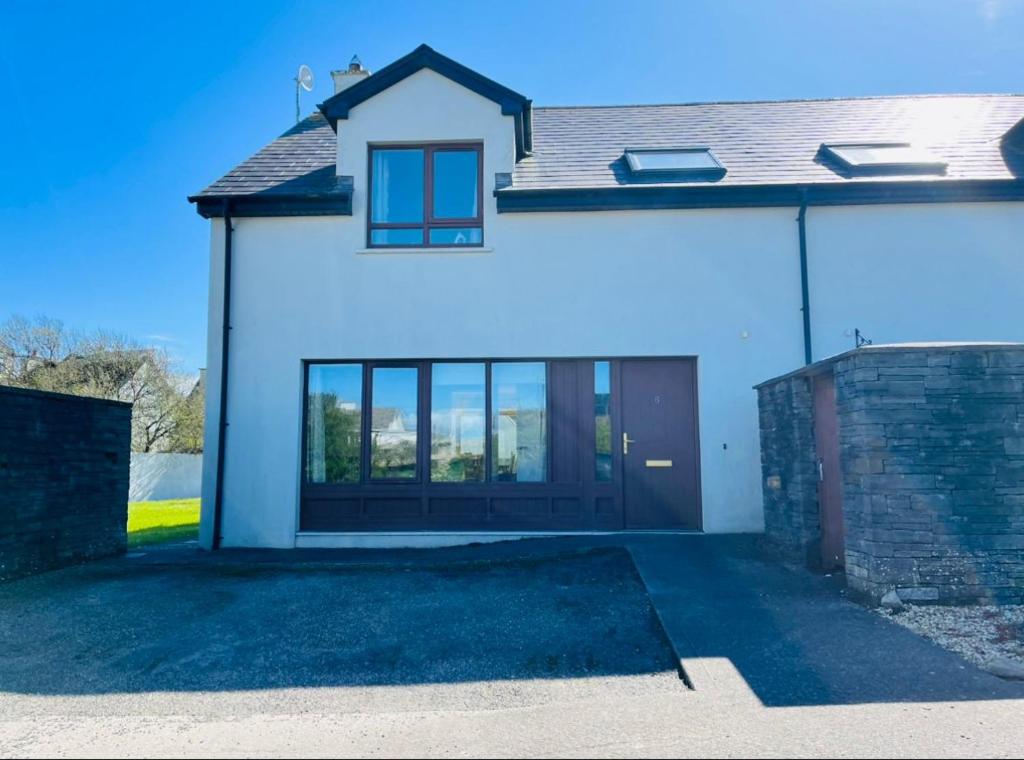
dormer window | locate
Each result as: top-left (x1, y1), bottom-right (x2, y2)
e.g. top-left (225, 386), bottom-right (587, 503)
top-left (368, 143), bottom-right (483, 247)
top-left (819, 143), bottom-right (947, 175)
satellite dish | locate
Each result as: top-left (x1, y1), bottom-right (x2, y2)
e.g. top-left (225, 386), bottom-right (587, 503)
top-left (294, 65), bottom-right (314, 123)
top-left (297, 64), bottom-right (314, 92)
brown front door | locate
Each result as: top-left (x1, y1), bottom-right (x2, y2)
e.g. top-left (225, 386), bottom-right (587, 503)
top-left (620, 359), bottom-right (701, 530)
top-left (813, 373), bottom-right (845, 570)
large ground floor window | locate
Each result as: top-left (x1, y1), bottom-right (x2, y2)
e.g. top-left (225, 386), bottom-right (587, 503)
top-left (305, 360), bottom-right (559, 486)
top-left (300, 356), bottom-right (701, 533)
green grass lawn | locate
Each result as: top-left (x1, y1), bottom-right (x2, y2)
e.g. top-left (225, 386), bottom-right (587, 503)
top-left (127, 499), bottom-right (201, 548)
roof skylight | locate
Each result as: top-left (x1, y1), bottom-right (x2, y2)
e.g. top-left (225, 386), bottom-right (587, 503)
top-left (624, 148), bottom-right (726, 178)
top-left (820, 143), bottom-right (947, 175)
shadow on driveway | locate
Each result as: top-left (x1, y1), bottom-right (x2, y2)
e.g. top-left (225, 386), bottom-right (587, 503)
top-left (0, 546), bottom-right (678, 695)
top-left (1, 535), bottom-right (1022, 708)
top-left (626, 534), bottom-right (1024, 707)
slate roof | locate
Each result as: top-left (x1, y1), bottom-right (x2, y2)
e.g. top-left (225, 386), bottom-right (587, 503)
top-left (191, 94), bottom-right (1024, 202)
top-left (191, 114), bottom-right (339, 199)
top-left (517, 95), bottom-right (1024, 189)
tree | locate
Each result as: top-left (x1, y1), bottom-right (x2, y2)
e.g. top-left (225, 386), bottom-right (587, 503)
top-left (167, 373), bottom-right (205, 454)
top-left (0, 315), bottom-right (203, 454)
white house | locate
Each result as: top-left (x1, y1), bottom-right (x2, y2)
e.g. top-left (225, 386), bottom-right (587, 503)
top-left (189, 45), bottom-right (1024, 550)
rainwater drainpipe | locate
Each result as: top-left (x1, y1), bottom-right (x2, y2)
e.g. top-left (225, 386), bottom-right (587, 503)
top-left (211, 200), bottom-right (233, 550)
top-left (798, 191), bottom-right (813, 365)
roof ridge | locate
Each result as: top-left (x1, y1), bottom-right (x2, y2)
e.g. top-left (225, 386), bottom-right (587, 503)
top-left (535, 93), bottom-right (1024, 111)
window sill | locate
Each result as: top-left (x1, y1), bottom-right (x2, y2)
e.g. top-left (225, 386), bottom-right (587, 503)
top-left (356, 246), bottom-right (494, 256)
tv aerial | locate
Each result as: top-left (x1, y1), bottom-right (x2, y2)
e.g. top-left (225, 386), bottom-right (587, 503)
top-left (294, 64), bottom-right (314, 123)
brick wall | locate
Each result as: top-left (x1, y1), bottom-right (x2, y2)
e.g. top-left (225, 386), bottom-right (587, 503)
top-left (0, 386), bottom-right (131, 580)
top-left (836, 346), bottom-right (1024, 604)
top-left (757, 344), bottom-right (1024, 605)
top-left (757, 373), bottom-right (822, 564)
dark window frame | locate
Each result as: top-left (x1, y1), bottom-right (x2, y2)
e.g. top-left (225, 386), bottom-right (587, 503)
top-left (367, 363), bottom-right (423, 483)
top-left (428, 361), bottom-right (488, 484)
top-left (367, 142), bottom-right (484, 249)
top-left (302, 358), bottom-right (564, 488)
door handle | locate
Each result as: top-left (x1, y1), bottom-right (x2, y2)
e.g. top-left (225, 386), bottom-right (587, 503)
top-left (817, 458), bottom-right (824, 482)
top-left (623, 432), bottom-right (636, 455)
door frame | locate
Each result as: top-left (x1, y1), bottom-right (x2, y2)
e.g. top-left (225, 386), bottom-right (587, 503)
top-left (617, 356), bottom-right (703, 532)
top-left (812, 370), bottom-right (845, 570)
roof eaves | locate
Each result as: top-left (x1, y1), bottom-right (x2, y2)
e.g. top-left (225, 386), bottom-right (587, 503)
top-left (494, 178), bottom-right (1024, 213)
top-left (188, 184), bottom-right (353, 219)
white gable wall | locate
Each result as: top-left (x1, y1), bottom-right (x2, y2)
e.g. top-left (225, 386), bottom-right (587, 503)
top-left (197, 70), bottom-right (1024, 549)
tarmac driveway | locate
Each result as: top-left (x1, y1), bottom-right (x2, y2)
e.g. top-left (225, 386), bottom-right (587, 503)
top-left (2, 535), bottom-right (1024, 758)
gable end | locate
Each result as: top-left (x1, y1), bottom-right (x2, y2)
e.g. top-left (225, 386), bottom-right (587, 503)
top-left (318, 44), bottom-right (533, 160)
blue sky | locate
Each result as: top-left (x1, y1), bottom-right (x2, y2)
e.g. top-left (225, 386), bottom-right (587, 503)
top-left (2, 0), bottom-right (1022, 372)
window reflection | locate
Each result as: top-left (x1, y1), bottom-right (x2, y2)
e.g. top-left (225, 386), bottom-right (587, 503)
top-left (428, 227), bottom-right (483, 246)
top-left (306, 364), bottom-right (362, 483)
top-left (432, 150), bottom-right (479, 219)
top-left (492, 362), bottom-right (547, 482)
top-left (370, 367), bottom-right (418, 479)
top-left (595, 361), bottom-right (612, 481)
top-left (368, 144), bottom-right (482, 248)
top-left (431, 363), bottom-right (485, 482)
top-left (371, 149), bottom-right (424, 224)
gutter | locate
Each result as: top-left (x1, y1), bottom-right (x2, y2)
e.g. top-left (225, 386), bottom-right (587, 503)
top-left (494, 178), bottom-right (1024, 213)
top-left (797, 193), bottom-right (813, 365)
top-left (211, 200), bottom-right (233, 550)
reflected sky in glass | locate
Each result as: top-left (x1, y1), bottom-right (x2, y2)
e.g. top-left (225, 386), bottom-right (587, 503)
top-left (372, 367), bottom-right (418, 429)
top-left (433, 150), bottom-right (478, 219)
top-left (371, 149), bottom-right (423, 223)
top-left (308, 364), bottom-right (362, 409)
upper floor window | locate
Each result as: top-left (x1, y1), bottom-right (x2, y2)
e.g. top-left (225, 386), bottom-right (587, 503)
top-left (368, 143), bottom-right (483, 247)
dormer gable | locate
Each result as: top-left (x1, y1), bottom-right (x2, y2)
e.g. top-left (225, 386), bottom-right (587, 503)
top-left (318, 44), bottom-right (533, 161)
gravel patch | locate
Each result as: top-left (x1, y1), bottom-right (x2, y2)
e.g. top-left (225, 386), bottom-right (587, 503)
top-left (879, 604), bottom-right (1024, 669)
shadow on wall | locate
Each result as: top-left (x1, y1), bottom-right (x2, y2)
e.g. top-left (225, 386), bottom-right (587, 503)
top-left (129, 453), bottom-right (202, 502)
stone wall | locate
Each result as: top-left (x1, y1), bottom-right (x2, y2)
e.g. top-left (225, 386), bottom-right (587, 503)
top-left (835, 345), bottom-right (1024, 604)
top-left (756, 373), bottom-right (822, 564)
top-left (757, 344), bottom-right (1024, 605)
top-left (0, 386), bottom-right (131, 580)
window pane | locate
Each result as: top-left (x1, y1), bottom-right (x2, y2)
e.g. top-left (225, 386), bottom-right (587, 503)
top-left (371, 149), bottom-right (424, 223)
top-left (306, 364), bottom-right (362, 483)
top-left (431, 363), bottom-right (485, 482)
top-left (370, 367), bottom-right (418, 479)
top-left (595, 361), bottom-right (612, 482)
top-left (370, 228), bottom-right (424, 246)
top-left (626, 149), bottom-right (721, 173)
top-left (827, 143), bottom-right (943, 168)
top-left (428, 227), bottom-right (483, 246)
top-left (432, 150), bottom-right (479, 219)
top-left (491, 362), bottom-right (547, 482)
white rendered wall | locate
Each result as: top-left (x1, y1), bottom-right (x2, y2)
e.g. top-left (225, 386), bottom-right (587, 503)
top-left (207, 209), bottom-right (807, 547)
top-left (806, 203), bottom-right (1024, 359)
top-left (197, 69), bottom-right (1024, 548)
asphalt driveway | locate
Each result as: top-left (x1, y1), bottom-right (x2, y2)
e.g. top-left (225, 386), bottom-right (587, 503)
top-left (2, 535), bottom-right (1024, 758)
